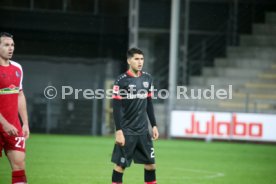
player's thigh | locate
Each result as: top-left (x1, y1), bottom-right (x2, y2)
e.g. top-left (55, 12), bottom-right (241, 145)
top-left (112, 135), bottom-right (137, 156)
top-left (7, 150), bottom-right (26, 170)
top-left (3, 133), bottom-right (26, 170)
top-left (124, 135), bottom-right (138, 155)
top-left (134, 134), bottom-right (155, 164)
top-left (112, 135), bottom-right (138, 167)
top-left (4, 134), bottom-right (26, 152)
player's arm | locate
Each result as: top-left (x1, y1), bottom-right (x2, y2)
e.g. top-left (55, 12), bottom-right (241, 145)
top-left (147, 97), bottom-right (159, 140)
top-left (113, 99), bottom-right (125, 146)
top-left (112, 82), bottom-right (125, 146)
top-left (147, 78), bottom-right (159, 140)
top-left (0, 113), bottom-right (18, 136)
top-left (18, 91), bottom-right (30, 139)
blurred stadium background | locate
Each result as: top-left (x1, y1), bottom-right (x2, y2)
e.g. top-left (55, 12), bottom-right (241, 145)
top-left (1, 0), bottom-right (276, 183)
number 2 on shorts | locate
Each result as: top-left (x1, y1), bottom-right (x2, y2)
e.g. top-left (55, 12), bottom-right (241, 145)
top-left (151, 148), bottom-right (155, 158)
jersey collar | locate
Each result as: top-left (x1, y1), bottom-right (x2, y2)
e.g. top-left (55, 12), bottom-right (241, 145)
top-left (126, 69), bottom-right (142, 77)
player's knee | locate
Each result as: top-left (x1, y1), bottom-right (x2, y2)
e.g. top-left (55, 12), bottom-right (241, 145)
top-left (12, 160), bottom-right (25, 170)
top-left (7, 151), bottom-right (26, 169)
top-left (10, 156), bottom-right (25, 170)
top-left (114, 165), bottom-right (125, 173)
top-left (144, 164), bottom-right (156, 170)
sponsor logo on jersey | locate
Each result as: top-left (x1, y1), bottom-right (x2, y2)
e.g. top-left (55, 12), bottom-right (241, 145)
top-left (113, 85), bottom-right (120, 94)
top-left (127, 93), bottom-right (148, 99)
top-left (0, 85), bottom-right (20, 95)
top-left (129, 84), bottom-right (136, 88)
top-left (143, 82), bottom-right (149, 88)
top-left (8, 84), bottom-right (16, 89)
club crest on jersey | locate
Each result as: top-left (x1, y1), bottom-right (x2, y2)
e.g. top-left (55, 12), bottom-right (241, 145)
top-left (113, 85), bottom-right (120, 94)
top-left (15, 71), bottom-right (20, 78)
top-left (143, 82), bottom-right (149, 88)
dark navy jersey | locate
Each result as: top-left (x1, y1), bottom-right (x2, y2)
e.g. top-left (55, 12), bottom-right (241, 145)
top-left (112, 70), bottom-right (154, 135)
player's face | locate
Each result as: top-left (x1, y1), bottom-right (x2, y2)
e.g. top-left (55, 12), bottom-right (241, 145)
top-left (0, 36), bottom-right (15, 60)
top-left (128, 53), bottom-right (144, 71)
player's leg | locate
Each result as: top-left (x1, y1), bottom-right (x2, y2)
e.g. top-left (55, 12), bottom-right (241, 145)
top-left (111, 145), bottom-right (126, 184)
top-left (111, 135), bottom-right (137, 184)
top-left (0, 134), bottom-right (3, 158)
top-left (144, 164), bottom-right (157, 184)
top-left (112, 165), bottom-right (125, 184)
top-left (4, 133), bottom-right (27, 184)
top-left (7, 150), bottom-right (27, 184)
top-left (134, 134), bottom-right (157, 184)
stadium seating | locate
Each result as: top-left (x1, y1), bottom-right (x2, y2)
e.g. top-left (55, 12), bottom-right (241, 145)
top-left (153, 12), bottom-right (276, 137)
top-left (186, 12), bottom-right (276, 114)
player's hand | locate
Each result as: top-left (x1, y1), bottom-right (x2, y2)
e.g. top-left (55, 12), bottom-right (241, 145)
top-left (2, 122), bottom-right (18, 136)
top-left (22, 124), bottom-right (30, 139)
top-left (152, 126), bottom-right (159, 140)
top-left (115, 130), bottom-right (125, 146)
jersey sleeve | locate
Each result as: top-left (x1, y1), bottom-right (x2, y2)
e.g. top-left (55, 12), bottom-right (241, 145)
top-left (112, 79), bottom-right (122, 100)
top-left (10, 61), bottom-right (23, 90)
top-left (147, 76), bottom-right (154, 98)
top-left (112, 78), bottom-right (123, 131)
top-left (19, 66), bottom-right (23, 90)
top-left (147, 75), bottom-right (157, 127)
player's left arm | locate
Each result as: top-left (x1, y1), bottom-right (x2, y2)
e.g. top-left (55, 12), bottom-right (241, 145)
top-left (18, 91), bottom-right (30, 139)
top-left (147, 77), bottom-right (159, 140)
top-left (147, 97), bottom-right (159, 140)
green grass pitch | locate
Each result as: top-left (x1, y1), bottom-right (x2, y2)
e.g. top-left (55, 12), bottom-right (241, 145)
top-left (0, 134), bottom-right (276, 184)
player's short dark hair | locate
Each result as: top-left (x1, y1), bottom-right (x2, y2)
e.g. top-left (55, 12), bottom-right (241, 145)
top-left (0, 32), bottom-right (13, 38)
top-left (127, 47), bottom-right (144, 59)
top-left (0, 32), bottom-right (13, 43)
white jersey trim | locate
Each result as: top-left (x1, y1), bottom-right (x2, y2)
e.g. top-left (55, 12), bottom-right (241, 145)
top-left (10, 60), bottom-right (23, 90)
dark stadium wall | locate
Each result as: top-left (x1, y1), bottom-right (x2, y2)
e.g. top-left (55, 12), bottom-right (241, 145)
top-left (17, 59), bottom-right (119, 134)
top-left (0, 9), bottom-right (128, 60)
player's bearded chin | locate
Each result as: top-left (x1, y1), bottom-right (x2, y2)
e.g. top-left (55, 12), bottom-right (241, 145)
top-left (138, 65), bottom-right (143, 70)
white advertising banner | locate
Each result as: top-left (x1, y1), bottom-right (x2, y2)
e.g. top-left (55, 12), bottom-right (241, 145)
top-left (170, 111), bottom-right (276, 142)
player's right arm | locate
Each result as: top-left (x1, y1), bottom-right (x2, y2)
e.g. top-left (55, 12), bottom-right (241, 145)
top-left (112, 78), bottom-right (125, 146)
top-left (0, 113), bottom-right (18, 136)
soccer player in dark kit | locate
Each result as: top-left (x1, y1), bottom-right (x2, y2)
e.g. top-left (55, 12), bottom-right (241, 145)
top-left (111, 48), bottom-right (159, 184)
